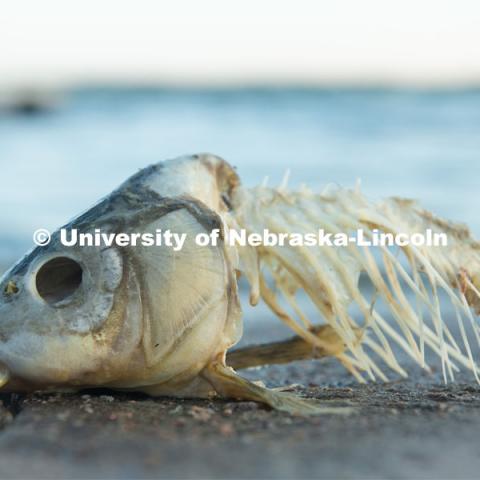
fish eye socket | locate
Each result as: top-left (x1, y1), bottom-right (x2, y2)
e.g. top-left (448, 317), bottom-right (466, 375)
top-left (35, 257), bottom-right (83, 306)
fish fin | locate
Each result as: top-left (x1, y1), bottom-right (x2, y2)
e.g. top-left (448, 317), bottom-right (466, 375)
top-left (226, 324), bottom-right (347, 370)
top-left (202, 358), bottom-right (353, 416)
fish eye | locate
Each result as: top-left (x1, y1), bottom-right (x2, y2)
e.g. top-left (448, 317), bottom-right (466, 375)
top-left (35, 256), bottom-right (83, 306)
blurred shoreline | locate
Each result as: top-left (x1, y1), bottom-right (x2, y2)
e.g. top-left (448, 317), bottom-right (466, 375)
top-left (1, 86), bottom-right (479, 265)
top-left (3, 83), bottom-right (480, 116)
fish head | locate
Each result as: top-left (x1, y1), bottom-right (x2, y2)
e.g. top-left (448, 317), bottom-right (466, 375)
top-left (0, 154), bottom-right (243, 394)
top-left (0, 227), bottom-right (141, 391)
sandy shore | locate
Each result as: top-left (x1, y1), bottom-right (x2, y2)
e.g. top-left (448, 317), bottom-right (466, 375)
top-left (2, 340), bottom-right (480, 479)
top-left (1, 264), bottom-right (480, 478)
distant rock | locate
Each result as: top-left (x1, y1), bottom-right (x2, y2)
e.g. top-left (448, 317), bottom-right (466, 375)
top-left (0, 90), bottom-right (62, 116)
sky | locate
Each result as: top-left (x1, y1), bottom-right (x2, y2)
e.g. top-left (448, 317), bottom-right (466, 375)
top-left (0, 0), bottom-right (480, 87)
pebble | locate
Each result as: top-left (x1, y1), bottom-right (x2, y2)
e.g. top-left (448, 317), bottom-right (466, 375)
top-left (0, 408), bottom-right (13, 426)
top-left (189, 406), bottom-right (214, 422)
top-left (100, 395), bottom-right (115, 403)
top-left (56, 411), bottom-right (70, 421)
top-left (218, 422), bottom-right (234, 437)
top-left (169, 406), bottom-right (184, 415)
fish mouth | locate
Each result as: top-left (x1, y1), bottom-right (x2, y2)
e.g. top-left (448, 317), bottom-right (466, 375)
top-left (0, 362), bottom-right (10, 389)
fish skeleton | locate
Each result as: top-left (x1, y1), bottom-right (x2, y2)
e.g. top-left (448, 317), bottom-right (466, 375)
top-left (0, 154), bottom-right (479, 415)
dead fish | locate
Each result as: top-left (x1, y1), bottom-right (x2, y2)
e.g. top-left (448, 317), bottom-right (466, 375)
top-left (0, 153), bottom-right (479, 416)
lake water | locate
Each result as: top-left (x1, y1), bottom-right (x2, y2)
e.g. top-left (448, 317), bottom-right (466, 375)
top-left (0, 88), bottom-right (479, 266)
